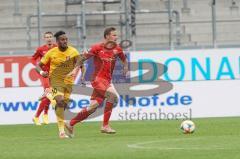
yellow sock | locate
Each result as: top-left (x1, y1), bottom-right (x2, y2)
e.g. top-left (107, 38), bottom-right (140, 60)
top-left (55, 107), bottom-right (65, 133)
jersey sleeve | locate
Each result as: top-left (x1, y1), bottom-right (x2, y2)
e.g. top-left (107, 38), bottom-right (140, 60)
top-left (72, 48), bottom-right (81, 64)
top-left (72, 48), bottom-right (80, 57)
top-left (31, 48), bottom-right (41, 65)
top-left (83, 45), bottom-right (98, 59)
top-left (117, 47), bottom-right (127, 62)
top-left (41, 51), bottom-right (51, 65)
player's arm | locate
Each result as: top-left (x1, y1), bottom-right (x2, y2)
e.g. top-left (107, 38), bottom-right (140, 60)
top-left (68, 54), bottom-right (85, 78)
top-left (76, 50), bottom-right (95, 67)
top-left (68, 48), bottom-right (95, 77)
top-left (35, 62), bottom-right (48, 78)
top-left (31, 49), bottom-right (41, 65)
top-left (35, 51), bottom-right (51, 78)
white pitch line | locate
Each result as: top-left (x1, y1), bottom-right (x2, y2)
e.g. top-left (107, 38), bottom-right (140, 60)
top-left (127, 138), bottom-right (228, 150)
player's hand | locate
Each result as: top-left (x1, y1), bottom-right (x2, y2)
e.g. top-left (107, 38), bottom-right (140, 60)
top-left (40, 71), bottom-right (48, 78)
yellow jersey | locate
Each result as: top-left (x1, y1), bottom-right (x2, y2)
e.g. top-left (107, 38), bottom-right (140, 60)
top-left (41, 46), bottom-right (80, 86)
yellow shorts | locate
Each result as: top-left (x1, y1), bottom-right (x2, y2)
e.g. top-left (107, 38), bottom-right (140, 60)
top-left (51, 85), bottom-right (72, 103)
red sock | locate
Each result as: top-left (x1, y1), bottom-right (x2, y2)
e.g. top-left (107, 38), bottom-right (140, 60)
top-left (35, 97), bottom-right (50, 117)
top-left (103, 102), bottom-right (113, 127)
top-left (70, 108), bottom-right (89, 126)
top-left (43, 98), bottom-right (50, 115)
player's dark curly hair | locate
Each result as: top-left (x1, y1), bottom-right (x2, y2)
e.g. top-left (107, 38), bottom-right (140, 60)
top-left (104, 27), bottom-right (116, 39)
top-left (54, 30), bottom-right (66, 39)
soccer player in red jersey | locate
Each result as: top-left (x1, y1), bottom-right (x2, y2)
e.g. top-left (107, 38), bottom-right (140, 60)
top-left (65, 27), bottom-right (129, 137)
top-left (32, 31), bottom-right (57, 125)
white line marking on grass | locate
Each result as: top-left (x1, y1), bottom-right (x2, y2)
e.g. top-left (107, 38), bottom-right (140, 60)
top-left (127, 138), bottom-right (227, 150)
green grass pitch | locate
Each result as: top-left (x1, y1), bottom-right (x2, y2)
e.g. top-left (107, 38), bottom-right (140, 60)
top-left (0, 117), bottom-right (240, 159)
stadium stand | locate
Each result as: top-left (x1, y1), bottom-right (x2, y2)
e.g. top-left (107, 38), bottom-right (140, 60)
top-left (0, 0), bottom-right (240, 54)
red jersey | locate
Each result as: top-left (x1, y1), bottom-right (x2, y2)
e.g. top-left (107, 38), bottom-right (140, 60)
top-left (85, 42), bottom-right (126, 81)
top-left (31, 44), bottom-right (57, 72)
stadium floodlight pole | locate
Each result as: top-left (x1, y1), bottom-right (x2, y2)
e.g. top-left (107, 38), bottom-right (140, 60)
top-left (37, 0), bottom-right (42, 46)
top-left (211, 0), bottom-right (217, 48)
top-left (168, 0), bottom-right (174, 50)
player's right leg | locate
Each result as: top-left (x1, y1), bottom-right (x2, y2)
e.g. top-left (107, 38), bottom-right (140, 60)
top-left (101, 84), bottom-right (118, 134)
top-left (65, 100), bottom-right (99, 138)
top-left (52, 87), bottom-right (69, 139)
top-left (55, 95), bottom-right (70, 139)
top-left (65, 81), bottom-right (106, 137)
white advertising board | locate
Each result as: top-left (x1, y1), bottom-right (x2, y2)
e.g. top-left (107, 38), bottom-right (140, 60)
top-left (0, 48), bottom-right (240, 125)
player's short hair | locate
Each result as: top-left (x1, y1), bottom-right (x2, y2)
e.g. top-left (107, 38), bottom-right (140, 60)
top-left (44, 31), bottom-right (53, 36)
top-left (104, 27), bottom-right (116, 39)
top-left (54, 31), bottom-right (66, 40)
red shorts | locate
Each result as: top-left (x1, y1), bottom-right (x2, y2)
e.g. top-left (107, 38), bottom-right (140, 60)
top-left (91, 78), bottom-right (111, 104)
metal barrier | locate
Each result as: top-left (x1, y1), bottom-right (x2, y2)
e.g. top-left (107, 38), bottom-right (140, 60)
top-left (1, 0), bottom-right (240, 55)
top-left (65, 0), bottom-right (121, 27)
top-left (26, 0), bottom-right (181, 50)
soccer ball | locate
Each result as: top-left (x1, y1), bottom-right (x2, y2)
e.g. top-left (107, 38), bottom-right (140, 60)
top-left (180, 120), bottom-right (195, 134)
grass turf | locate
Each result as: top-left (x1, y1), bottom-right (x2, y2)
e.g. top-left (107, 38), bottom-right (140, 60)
top-left (0, 117), bottom-right (240, 159)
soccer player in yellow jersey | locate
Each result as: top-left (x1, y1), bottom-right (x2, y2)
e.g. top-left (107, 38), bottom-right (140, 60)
top-left (35, 31), bottom-right (80, 139)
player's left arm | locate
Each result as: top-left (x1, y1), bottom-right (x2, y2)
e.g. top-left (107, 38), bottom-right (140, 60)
top-left (68, 49), bottom-right (87, 78)
top-left (68, 47), bottom-right (95, 77)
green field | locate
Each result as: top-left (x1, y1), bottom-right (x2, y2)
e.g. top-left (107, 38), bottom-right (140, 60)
top-left (0, 117), bottom-right (240, 159)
